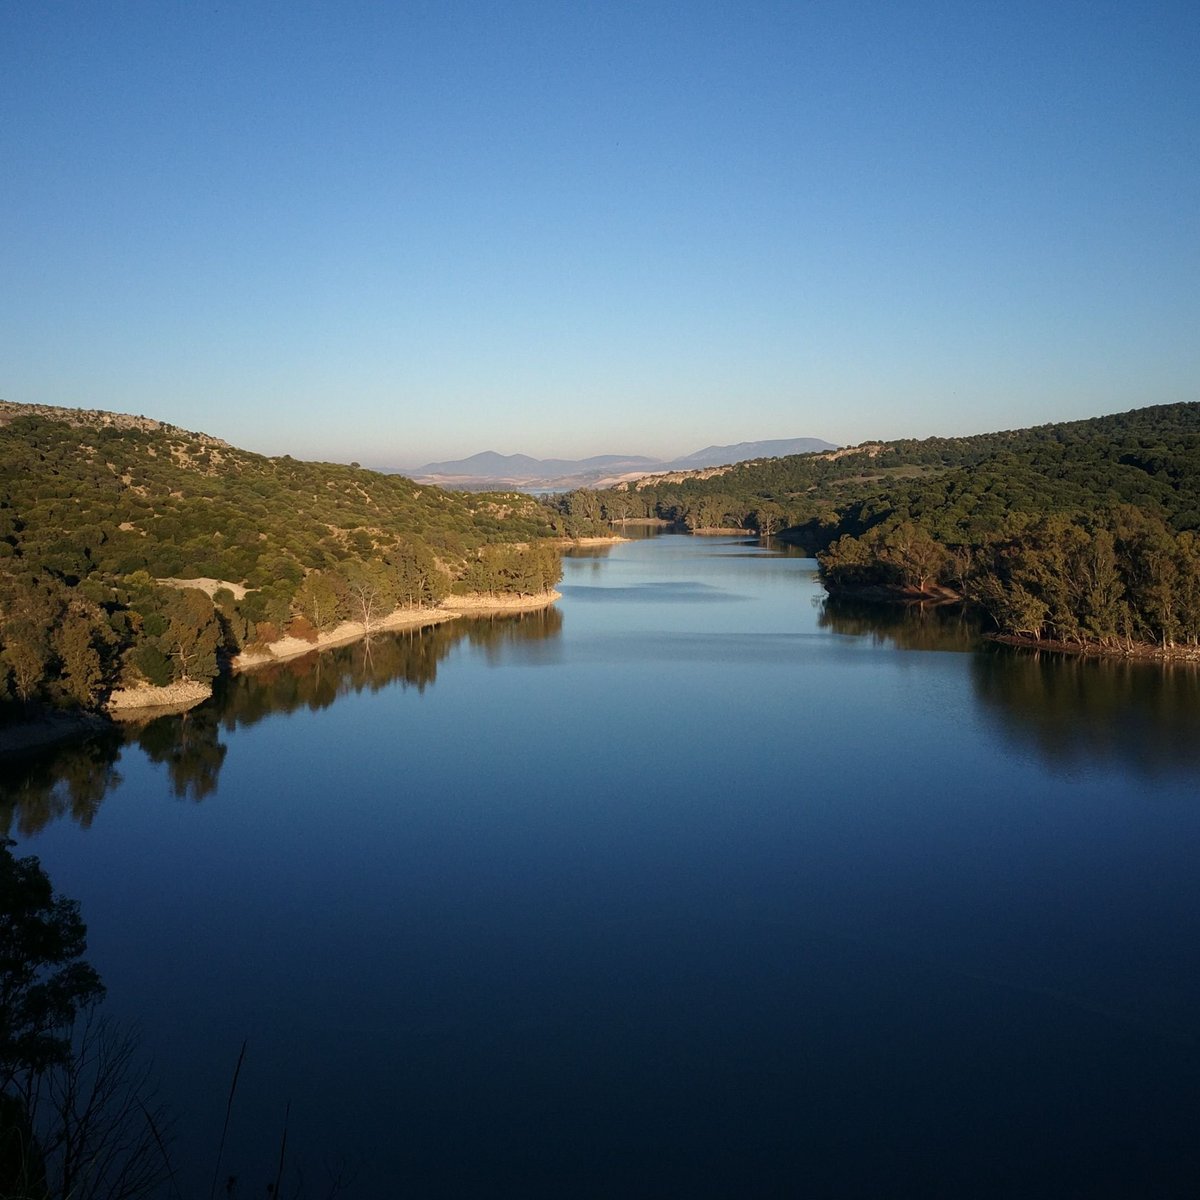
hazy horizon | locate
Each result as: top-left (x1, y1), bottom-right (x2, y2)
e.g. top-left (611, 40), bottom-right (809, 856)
top-left (3, 3), bottom-right (1196, 465)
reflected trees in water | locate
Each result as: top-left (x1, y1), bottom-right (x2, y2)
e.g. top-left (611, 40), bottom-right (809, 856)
top-left (971, 650), bottom-right (1200, 779)
top-left (818, 594), bottom-right (981, 653)
top-left (820, 593), bottom-right (1200, 779)
top-left (0, 736), bottom-right (123, 839)
top-left (1, 612), bottom-right (565, 836)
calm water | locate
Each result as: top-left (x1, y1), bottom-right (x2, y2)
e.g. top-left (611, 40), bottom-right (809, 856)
top-left (6, 535), bottom-right (1200, 1198)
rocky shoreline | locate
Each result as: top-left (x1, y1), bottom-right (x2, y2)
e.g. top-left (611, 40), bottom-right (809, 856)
top-left (988, 632), bottom-right (1200, 664)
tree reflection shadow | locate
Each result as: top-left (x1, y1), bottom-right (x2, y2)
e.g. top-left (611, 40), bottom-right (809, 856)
top-left (821, 594), bottom-right (1200, 778)
top-left (134, 706), bottom-right (227, 802)
top-left (818, 595), bottom-right (981, 653)
top-left (0, 732), bottom-right (123, 838)
top-left (1, 612), bottom-right (564, 833)
top-left (971, 649), bottom-right (1200, 779)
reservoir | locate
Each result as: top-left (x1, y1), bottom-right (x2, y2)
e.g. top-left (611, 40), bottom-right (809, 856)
top-left (6, 535), bottom-right (1200, 1197)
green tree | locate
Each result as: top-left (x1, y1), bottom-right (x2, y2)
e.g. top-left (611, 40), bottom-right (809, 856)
top-left (160, 589), bottom-right (222, 682)
top-left (342, 560), bottom-right (399, 630)
top-left (293, 571), bottom-right (345, 632)
top-left (0, 840), bottom-right (104, 1086)
top-left (52, 614), bottom-right (108, 707)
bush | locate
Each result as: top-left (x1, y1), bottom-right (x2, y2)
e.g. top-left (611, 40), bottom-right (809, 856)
top-left (286, 615), bottom-right (319, 643)
top-left (132, 643), bottom-right (172, 687)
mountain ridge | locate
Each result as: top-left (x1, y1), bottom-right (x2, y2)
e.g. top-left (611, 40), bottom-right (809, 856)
top-left (405, 437), bottom-right (838, 490)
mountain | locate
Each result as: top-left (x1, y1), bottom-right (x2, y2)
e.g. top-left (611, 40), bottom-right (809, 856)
top-left (664, 438), bottom-right (837, 471)
top-left (408, 439), bottom-right (837, 490)
top-left (411, 451), bottom-right (658, 489)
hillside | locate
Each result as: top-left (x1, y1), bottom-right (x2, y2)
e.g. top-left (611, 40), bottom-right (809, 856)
top-left (559, 403), bottom-right (1200, 536)
top-left (555, 402), bottom-right (1200, 654)
top-left (0, 401), bottom-right (573, 716)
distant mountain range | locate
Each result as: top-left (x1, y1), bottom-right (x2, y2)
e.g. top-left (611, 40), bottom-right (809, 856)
top-left (403, 437), bottom-right (838, 490)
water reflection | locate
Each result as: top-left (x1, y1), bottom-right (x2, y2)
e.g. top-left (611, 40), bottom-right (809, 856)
top-left (0, 732), bottom-right (123, 838)
top-left (818, 594), bottom-right (982, 653)
top-left (134, 705), bottom-right (226, 802)
top-left (0, 611), bottom-right (563, 834)
top-left (460, 606), bottom-right (564, 666)
top-left (972, 649), bottom-right (1200, 779)
top-left (822, 593), bottom-right (1200, 780)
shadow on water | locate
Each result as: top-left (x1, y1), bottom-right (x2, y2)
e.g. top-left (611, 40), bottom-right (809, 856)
top-left (972, 647), bottom-right (1200, 780)
top-left (821, 593), bottom-right (1200, 779)
top-left (0, 610), bottom-right (563, 835)
top-left (818, 593), bottom-right (983, 653)
top-left (0, 732), bottom-right (124, 838)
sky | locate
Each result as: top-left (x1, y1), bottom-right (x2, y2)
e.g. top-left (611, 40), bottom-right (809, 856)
top-left (2, 1), bottom-right (1197, 467)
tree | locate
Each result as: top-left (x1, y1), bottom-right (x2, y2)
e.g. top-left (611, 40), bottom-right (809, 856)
top-left (341, 560), bottom-right (399, 631)
top-left (388, 538), bottom-right (449, 608)
top-left (0, 839), bottom-right (105, 1087)
top-left (1, 623), bottom-right (48, 705)
top-left (52, 614), bottom-right (108, 707)
top-left (161, 589), bottom-right (222, 682)
top-left (293, 571), bottom-right (344, 632)
top-left (878, 522), bottom-right (951, 593)
top-left (0, 841), bottom-right (169, 1200)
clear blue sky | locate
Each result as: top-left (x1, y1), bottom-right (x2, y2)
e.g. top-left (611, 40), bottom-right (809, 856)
top-left (3, 1), bottom-right (1197, 467)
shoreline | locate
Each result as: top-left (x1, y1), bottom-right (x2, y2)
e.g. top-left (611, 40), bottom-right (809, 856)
top-left (234, 590), bottom-right (561, 669)
top-left (823, 582), bottom-right (964, 605)
top-left (232, 607), bottom-right (462, 670)
top-left (988, 632), bottom-right (1200, 664)
top-left (1, 590), bottom-right (567, 761)
top-left (824, 582), bottom-right (1200, 663)
top-left (440, 589), bottom-right (561, 613)
top-left (553, 535), bottom-right (629, 546)
top-left (107, 678), bottom-right (216, 718)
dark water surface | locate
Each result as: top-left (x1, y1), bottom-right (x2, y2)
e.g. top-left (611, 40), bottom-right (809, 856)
top-left (6, 536), bottom-right (1200, 1198)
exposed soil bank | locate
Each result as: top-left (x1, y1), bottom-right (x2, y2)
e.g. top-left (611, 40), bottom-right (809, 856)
top-left (989, 633), bottom-right (1200, 664)
top-left (441, 590), bottom-right (561, 613)
top-left (107, 679), bottom-right (214, 713)
top-left (233, 607), bottom-right (461, 670)
top-left (234, 591), bottom-right (559, 668)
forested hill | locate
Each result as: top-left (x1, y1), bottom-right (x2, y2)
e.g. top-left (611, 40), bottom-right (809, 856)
top-left (556, 402), bottom-right (1200, 653)
top-left (0, 401), bottom-right (573, 715)
top-left (557, 403), bottom-right (1200, 538)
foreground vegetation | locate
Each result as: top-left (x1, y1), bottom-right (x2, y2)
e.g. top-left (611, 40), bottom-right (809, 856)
top-left (0, 402), bottom-right (572, 718)
top-left (555, 402), bottom-right (1200, 655)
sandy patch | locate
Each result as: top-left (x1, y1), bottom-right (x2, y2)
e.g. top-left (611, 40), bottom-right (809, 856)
top-left (106, 679), bottom-right (213, 713)
top-left (157, 576), bottom-right (249, 599)
top-left (440, 590), bottom-right (561, 613)
top-left (233, 608), bottom-right (461, 670)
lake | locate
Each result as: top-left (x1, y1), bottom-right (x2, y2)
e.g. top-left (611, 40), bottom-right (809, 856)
top-left (6, 534), bottom-right (1200, 1198)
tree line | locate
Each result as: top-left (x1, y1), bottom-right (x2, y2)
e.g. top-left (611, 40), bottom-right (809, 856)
top-left (550, 402), bottom-right (1200, 545)
top-left (820, 507), bottom-right (1200, 652)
